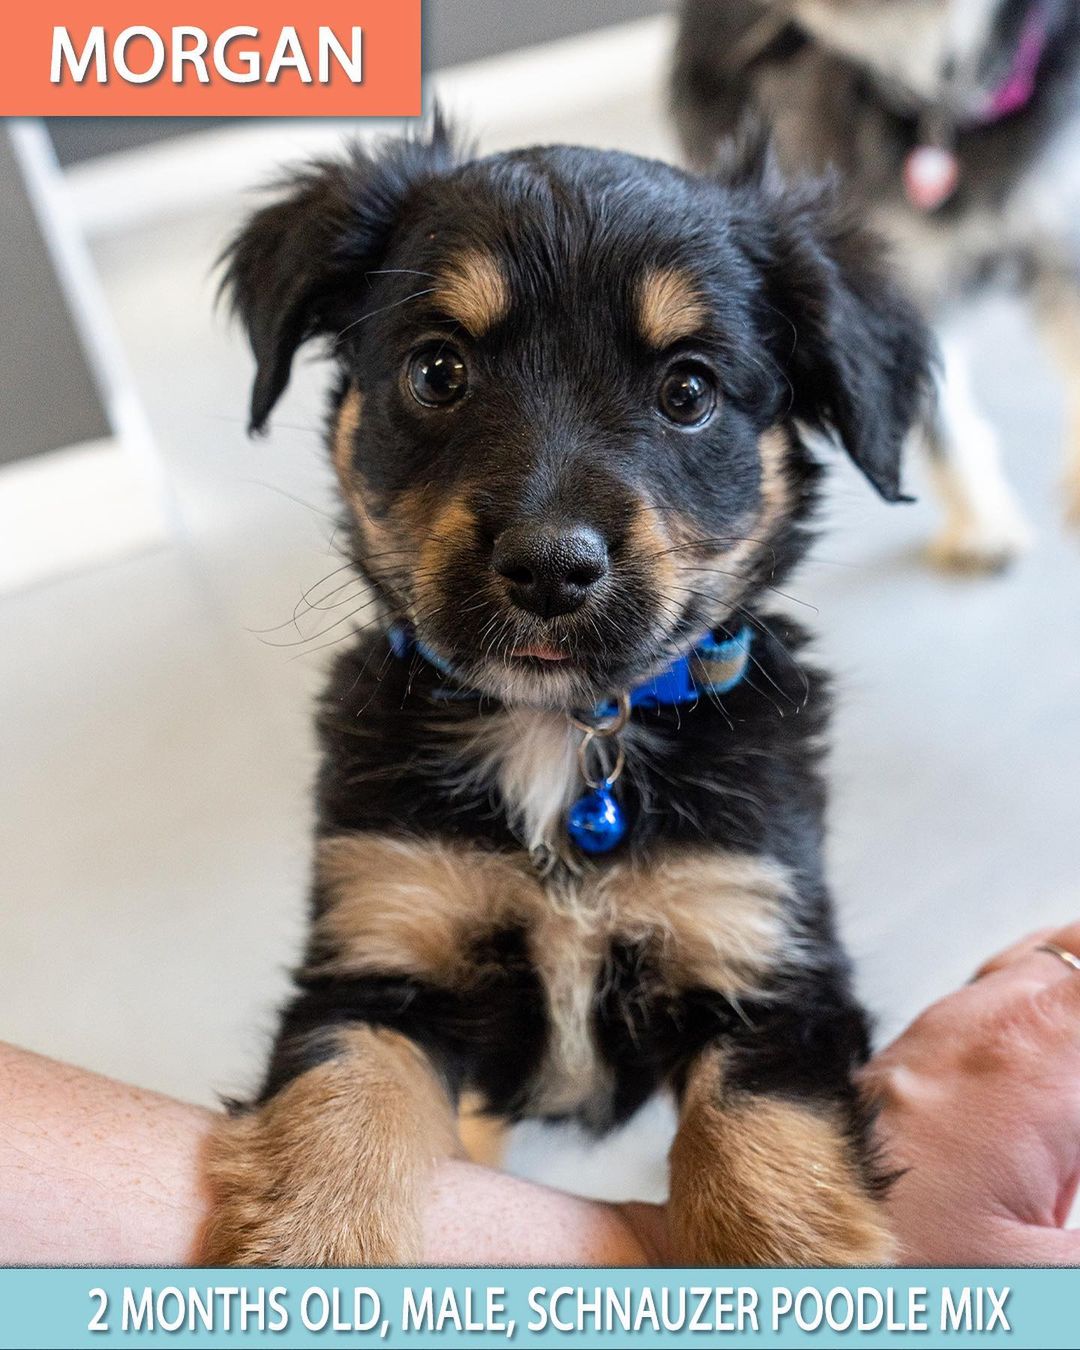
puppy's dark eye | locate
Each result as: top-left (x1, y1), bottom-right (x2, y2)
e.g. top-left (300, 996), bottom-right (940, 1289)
top-left (658, 363), bottom-right (717, 427)
top-left (407, 346), bottom-right (469, 407)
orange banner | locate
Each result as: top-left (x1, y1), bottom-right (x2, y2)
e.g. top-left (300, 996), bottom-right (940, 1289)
top-left (0, 3), bottom-right (421, 116)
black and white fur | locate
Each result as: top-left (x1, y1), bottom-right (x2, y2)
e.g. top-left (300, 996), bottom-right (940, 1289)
top-left (674, 0), bottom-right (1080, 568)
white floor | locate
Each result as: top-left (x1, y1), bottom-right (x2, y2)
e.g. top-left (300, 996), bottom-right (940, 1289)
top-left (3, 29), bottom-right (1080, 1205)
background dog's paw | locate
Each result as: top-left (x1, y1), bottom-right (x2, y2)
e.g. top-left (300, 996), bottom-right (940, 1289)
top-left (925, 515), bottom-right (1032, 573)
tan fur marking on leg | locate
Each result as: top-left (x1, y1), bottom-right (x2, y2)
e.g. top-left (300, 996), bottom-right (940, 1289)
top-left (1036, 278), bottom-right (1080, 526)
top-left (669, 1047), bottom-right (891, 1267)
top-left (203, 1026), bottom-right (461, 1266)
top-left (314, 834), bottom-right (535, 984)
top-left (599, 848), bottom-right (799, 995)
top-left (637, 267), bottom-right (707, 349)
top-left (433, 251), bottom-right (510, 337)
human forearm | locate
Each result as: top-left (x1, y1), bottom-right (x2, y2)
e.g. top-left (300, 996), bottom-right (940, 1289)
top-left (0, 1042), bottom-right (213, 1265)
top-left (0, 1044), bottom-right (658, 1267)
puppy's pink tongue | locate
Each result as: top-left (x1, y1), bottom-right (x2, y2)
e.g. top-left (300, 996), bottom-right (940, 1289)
top-left (904, 146), bottom-right (959, 212)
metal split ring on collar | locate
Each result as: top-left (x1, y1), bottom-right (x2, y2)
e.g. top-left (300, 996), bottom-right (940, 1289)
top-left (577, 730), bottom-right (626, 791)
top-left (570, 690), bottom-right (631, 738)
top-left (572, 691), bottom-right (631, 791)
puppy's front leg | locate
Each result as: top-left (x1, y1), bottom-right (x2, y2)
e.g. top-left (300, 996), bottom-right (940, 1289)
top-left (203, 1024), bottom-right (460, 1266)
top-left (1034, 269), bottom-right (1080, 528)
top-left (923, 337), bottom-right (1031, 571)
top-left (669, 1044), bottom-right (891, 1268)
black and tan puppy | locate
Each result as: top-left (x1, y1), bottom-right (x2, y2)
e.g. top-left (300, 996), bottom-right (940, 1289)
top-left (205, 120), bottom-right (931, 1267)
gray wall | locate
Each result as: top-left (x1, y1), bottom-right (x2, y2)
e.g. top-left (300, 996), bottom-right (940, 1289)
top-left (426, 0), bottom-right (667, 67)
top-left (0, 127), bottom-right (109, 464)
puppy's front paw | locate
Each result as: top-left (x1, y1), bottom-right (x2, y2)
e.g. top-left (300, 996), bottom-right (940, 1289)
top-left (201, 1198), bottom-right (403, 1269)
top-left (669, 1171), bottom-right (894, 1268)
top-left (202, 1102), bottom-right (418, 1268)
top-left (668, 1075), bottom-right (894, 1268)
top-left (925, 513), bottom-right (1032, 573)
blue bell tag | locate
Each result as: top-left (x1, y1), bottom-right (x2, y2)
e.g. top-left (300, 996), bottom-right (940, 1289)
top-left (567, 785), bottom-right (626, 854)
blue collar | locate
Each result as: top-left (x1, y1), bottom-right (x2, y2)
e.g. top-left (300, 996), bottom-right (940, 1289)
top-left (387, 622), bottom-right (754, 716)
top-left (388, 621), bottom-right (754, 857)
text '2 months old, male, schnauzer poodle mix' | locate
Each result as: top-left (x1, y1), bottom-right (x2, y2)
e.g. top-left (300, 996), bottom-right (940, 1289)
top-left (204, 119), bottom-right (931, 1267)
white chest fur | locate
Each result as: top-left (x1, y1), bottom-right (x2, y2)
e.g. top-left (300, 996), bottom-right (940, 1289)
top-left (435, 705), bottom-right (580, 858)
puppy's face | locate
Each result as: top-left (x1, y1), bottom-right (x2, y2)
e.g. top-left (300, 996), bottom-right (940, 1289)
top-left (788, 0), bottom-right (1052, 108)
top-left (225, 129), bottom-right (928, 707)
top-left (327, 161), bottom-right (792, 707)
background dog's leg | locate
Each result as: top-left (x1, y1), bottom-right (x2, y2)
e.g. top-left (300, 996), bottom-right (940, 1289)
top-left (202, 1025), bottom-right (461, 1266)
top-left (457, 1092), bottom-right (510, 1168)
top-left (1034, 270), bottom-right (1080, 528)
top-left (924, 336), bottom-right (1032, 571)
top-left (668, 1045), bottom-right (891, 1267)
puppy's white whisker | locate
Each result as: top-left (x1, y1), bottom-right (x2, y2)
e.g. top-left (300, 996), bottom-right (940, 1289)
top-left (333, 288), bottom-right (437, 343)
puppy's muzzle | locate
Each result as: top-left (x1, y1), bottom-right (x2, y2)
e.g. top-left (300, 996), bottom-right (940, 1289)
top-left (492, 522), bottom-right (609, 619)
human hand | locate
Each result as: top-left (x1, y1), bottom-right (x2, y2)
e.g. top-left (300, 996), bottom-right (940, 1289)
top-left (862, 920), bottom-right (1080, 1265)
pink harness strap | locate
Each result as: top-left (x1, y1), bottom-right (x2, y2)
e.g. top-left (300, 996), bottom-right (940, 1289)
top-left (980, 0), bottom-right (1050, 123)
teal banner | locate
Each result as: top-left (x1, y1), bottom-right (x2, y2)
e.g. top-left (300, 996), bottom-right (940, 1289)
top-left (0, 1268), bottom-right (1073, 1348)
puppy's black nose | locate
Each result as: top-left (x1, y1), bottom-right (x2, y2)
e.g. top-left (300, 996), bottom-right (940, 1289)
top-left (492, 523), bottom-right (609, 618)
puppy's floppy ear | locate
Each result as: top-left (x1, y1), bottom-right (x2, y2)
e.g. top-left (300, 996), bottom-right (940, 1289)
top-left (220, 113), bottom-right (460, 433)
top-left (748, 172), bottom-right (934, 501)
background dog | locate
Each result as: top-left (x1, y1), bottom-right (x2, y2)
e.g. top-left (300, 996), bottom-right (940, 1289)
top-left (204, 120), bottom-right (930, 1266)
top-left (674, 0), bottom-right (1080, 570)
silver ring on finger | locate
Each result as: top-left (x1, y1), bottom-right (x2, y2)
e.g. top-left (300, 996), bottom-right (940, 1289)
top-left (1036, 942), bottom-right (1080, 975)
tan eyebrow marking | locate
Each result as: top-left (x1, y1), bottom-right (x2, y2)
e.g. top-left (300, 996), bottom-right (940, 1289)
top-left (637, 266), bottom-right (708, 348)
top-left (431, 249), bottom-right (510, 337)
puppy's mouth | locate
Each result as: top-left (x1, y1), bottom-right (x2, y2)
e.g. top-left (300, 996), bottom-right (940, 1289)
top-left (507, 642), bottom-right (570, 663)
top-left (408, 597), bottom-right (706, 710)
